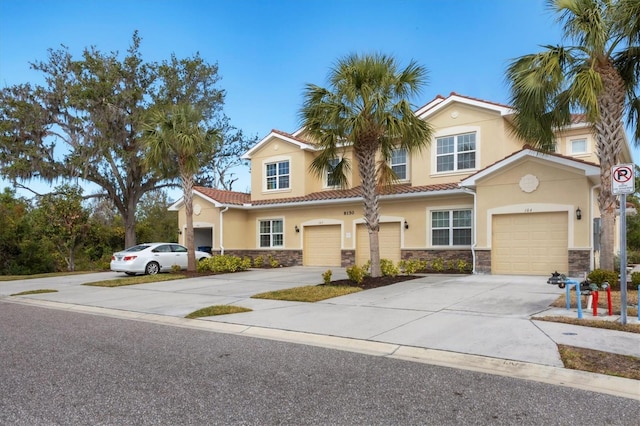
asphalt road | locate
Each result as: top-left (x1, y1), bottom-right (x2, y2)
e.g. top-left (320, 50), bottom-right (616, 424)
top-left (1, 302), bottom-right (638, 425)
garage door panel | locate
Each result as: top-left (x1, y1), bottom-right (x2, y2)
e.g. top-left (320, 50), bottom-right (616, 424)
top-left (492, 212), bottom-right (568, 275)
top-left (356, 223), bottom-right (401, 266)
top-left (303, 225), bottom-right (341, 267)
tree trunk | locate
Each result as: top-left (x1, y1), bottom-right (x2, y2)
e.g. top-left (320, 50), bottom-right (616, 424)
top-left (182, 172), bottom-right (196, 272)
top-left (124, 199), bottom-right (137, 249)
top-left (355, 147), bottom-right (381, 277)
top-left (594, 60), bottom-right (626, 271)
top-left (67, 245), bottom-right (75, 272)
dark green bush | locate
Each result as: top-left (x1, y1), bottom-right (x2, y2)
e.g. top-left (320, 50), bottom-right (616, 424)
top-left (587, 269), bottom-right (619, 289)
top-left (198, 255), bottom-right (251, 273)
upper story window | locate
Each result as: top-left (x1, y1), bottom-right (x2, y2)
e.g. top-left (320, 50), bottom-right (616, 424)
top-left (436, 132), bottom-right (476, 173)
top-left (391, 148), bottom-right (407, 180)
top-left (570, 139), bottom-right (587, 154)
top-left (326, 158), bottom-right (340, 187)
top-left (266, 160), bottom-right (290, 190)
top-left (431, 209), bottom-right (472, 246)
top-left (259, 219), bottom-right (283, 248)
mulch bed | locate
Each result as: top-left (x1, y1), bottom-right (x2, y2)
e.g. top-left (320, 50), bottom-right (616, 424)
top-left (322, 275), bottom-right (420, 290)
top-left (177, 270), bottom-right (419, 290)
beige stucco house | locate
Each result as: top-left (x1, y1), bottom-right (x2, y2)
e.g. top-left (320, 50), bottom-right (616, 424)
top-left (169, 93), bottom-right (634, 276)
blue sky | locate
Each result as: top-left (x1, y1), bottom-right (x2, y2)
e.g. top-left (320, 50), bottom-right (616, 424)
top-left (1, 0), bottom-right (637, 196)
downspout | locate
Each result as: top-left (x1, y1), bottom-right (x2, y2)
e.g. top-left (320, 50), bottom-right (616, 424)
top-left (462, 188), bottom-right (477, 274)
top-left (590, 184), bottom-right (600, 271)
top-left (219, 206), bottom-right (229, 255)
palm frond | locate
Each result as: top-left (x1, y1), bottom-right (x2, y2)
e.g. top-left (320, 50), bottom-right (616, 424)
top-left (627, 95), bottom-right (640, 145)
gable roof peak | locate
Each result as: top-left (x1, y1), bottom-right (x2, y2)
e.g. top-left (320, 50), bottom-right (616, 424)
top-left (241, 128), bottom-right (316, 159)
top-left (415, 92), bottom-right (514, 118)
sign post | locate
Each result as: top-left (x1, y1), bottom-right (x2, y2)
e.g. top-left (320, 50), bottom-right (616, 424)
top-left (612, 164), bottom-right (634, 325)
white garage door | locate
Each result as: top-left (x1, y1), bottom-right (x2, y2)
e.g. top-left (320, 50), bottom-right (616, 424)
top-left (356, 223), bottom-right (401, 266)
top-left (303, 225), bottom-right (342, 267)
top-left (492, 212), bottom-right (568, 275)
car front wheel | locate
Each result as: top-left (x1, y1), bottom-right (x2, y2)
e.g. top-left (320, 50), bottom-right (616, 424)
top-left (145, 262), bottom-right (160, 275)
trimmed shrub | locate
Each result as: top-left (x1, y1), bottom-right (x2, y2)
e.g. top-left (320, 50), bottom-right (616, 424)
top-left (322, 269), bottom-right (332, 285)
top-left (631, 271), bottom-right (640, 287)
top-left (399, 259), bottom-right (423, 274)
top-left (346, 265), bottom-right (367, 284)
top-left (457, 259), bottom-right (471, 273)
top-left (380, 259), bottom-right (399, 277)
top-left (431, 257), bottom-right (444, 272)
top-left (587, 269), bottom-right (619, 289)
top-left (198, 255), bottom-right (251, 273)
top-left (268, 254), bottom-right (280, 268)
top-left (253, 256), bottom-right (264, 268)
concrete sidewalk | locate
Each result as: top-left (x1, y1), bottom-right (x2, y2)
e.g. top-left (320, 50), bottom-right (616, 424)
top-left (2, 267), bottom-right (639, 400)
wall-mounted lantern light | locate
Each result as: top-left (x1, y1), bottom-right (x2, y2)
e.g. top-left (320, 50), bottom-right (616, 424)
top-left (404, 220), bottom-right (409, 229)
top-left (295, 225), bottom-right (300, 233)
top-left (576, 207), bottom-right (582, 220)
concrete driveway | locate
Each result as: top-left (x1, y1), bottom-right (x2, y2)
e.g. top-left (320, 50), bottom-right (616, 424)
top-left (2, 268), bottom-right (638, 369)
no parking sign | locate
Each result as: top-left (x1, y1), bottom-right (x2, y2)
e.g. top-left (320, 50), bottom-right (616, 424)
top-left (612, 164), bottom-right (635, 195)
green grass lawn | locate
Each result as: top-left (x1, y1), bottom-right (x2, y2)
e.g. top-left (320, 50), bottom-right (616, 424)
top-left (0, 271), bottom-right (96, 281)
top-left (252, 285), bottom-right (362, 302)
top-left (10, 289), bottom-right (58, 296)
top-left (83, 274), bottom-right (187, 287)
top-left (185, 305), bottom-right (252, 318)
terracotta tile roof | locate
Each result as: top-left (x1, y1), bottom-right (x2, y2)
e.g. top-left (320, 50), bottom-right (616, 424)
top-left (570, 113), bottom-right (587, 124)
top-left (447, 91), bottom-right (513, 109)
top-left (461, 146), bottom-right (600, 183)
top-left (250, 182), bottom-right (461, 206)
top-left (521, 145), bottom-right (599, 167)
top-left (415, 92), bottom-right (512, 114)
top-left (194, 186), bottom-right (250, 205)
top-left (270, 128), bottom-right (316, 146)
top-left (194, 183), bottom-right (462, 208)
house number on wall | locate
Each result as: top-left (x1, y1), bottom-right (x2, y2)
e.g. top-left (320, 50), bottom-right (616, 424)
top-left (344, 210), bottom-right (354, 215)
top-left (524, 208), bottom-right (533, 213)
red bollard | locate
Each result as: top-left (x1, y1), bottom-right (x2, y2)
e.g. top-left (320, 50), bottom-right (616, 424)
top-left (593, 291), bottom-right (599, 316)
top-left (606, 286), bottom-right (612, 316)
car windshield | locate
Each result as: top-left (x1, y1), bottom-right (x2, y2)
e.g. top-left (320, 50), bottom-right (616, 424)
top-left (123, 244), bottom-right (151, 252)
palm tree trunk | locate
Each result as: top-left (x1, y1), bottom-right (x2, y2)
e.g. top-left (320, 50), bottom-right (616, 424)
top-left (355, 147), bottom-right (381, 277)
top-left (594, 60), bottom-right (626, 271)
top-left (182, 172), bottom-right (196, 272)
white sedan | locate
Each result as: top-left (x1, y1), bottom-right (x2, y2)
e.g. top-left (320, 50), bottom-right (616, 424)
top-left (110, 243), bottom-right (212, 275)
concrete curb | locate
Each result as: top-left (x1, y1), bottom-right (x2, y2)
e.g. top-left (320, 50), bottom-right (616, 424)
top-left (6, 297), bottom-right (639, 401)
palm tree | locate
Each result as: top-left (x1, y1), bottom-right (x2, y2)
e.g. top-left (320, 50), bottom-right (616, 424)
top-left (143, 104), bottom-right (218, 271)
top-left (506, 0), bottom-right (639, 271)
top-left (300, 53), bottom-right (433, 277)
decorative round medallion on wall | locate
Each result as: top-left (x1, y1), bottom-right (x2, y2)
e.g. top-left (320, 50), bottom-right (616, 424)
top-left (451, 110), bottom-right (459, 119)
top-left (193, 203), bottom-right (202, 215)
top-left (519, 174), bottom-right (539, 193)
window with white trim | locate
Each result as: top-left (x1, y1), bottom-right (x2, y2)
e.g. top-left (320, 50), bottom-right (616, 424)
top-left (436, 133), bottom-right (476, 172)
top-left (570, 139), bottom-right (587, 154)
top-left (259, 219), bottom-right (283, 248)
top-left (326, 158), bottom-right (340, 187)
top-left (431, 209), bottom-right (472, 246)
top-left (266, 160), bottom-right (290, 190)
top-left (391, 148), bottom-right (407, 180)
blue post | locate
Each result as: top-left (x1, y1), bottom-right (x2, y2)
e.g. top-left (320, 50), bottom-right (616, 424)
top-left (565, 279), bottom-right (583, 319)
